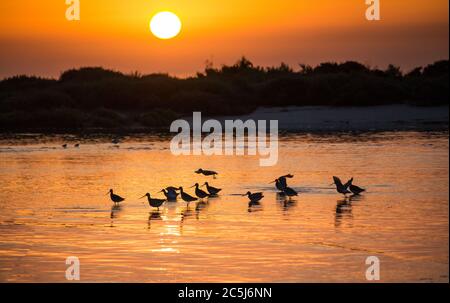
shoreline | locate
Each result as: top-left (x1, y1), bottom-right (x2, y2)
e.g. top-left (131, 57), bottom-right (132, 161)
top-left (0, 105), bottom-right (448, 135)
top-left (213, 104), bottom-right (449, 132)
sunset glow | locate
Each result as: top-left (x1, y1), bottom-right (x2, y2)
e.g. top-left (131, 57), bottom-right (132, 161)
top-left (0, 0), bottom-right (448, 78)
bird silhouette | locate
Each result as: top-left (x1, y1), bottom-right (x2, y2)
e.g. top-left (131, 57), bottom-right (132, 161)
top-left (332, 176), bottom-right (351, 196)
top-left (244, 191), bottom-right (264, 203)
top-left (202, 182), bottom-right (222, 196)
top-left (108, 189), bottom-right (125, 205)
top-left (140, 193), bottom-right (165, 210)
top-left (195, 168), bottom-right (218, 178)
top-left (270, 174), bottom-right (294, 192)
top-left (159, 187), bottom-right (178, 201)
top-left (282, 187), bottom-right (298, 199)
top-left (345, 178), bottom-right (366, 195)
top-left (191, 183), bottom-right (210, 200)
top-left (178, 187), bottom-right (198, 204)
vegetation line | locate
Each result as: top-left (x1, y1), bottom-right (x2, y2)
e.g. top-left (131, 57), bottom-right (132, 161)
top-left (0, 57), bottom-right (448, 131)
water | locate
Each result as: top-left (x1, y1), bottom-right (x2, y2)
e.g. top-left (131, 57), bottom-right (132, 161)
top-left (0, 131), bottom-right (448, 282)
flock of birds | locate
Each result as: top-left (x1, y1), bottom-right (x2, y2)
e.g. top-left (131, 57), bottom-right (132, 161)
top-left (107, 169), bottom-right (366, 210)
top-left (59, 142), bottom-right (366, 208)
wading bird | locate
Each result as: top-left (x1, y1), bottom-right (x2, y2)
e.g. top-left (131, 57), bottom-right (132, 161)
top-left (350, 184), bottom-right (365, 195)
top-left (108, 189), bottom-right (125, 205)
top-left (202, 182), bottom-right (222, 196)
top-left (166, 186), bottom-right (179, 193)
top-left (283, 187), bottom-right (299, 199)
top-left (178, 187), bottom-right (198, 204)
top-left (344, 177), bottom-right (353, 189)
top-left (332, 176), bottom-right (351, 196)
top-left (244, 192), bottom-right (264, 203)
top-left (195, 168), bottom-right (218, 178)
top-left (278, 174), bottom-right (294, 188)
top-left (140, 193), bottom-right (165, 210)
top-left (346, 178), bottom-right (366, 195)
top-left (191, 183), bottom-right (210, 200)
top-left (159, 188), bottom-right (178, 201)
top-left (270, 179), bottom-right (285, 192)
top-left (270, 174), bottom-right (294, 192)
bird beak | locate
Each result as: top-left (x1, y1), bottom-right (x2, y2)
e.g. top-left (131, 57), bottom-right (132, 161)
top-left (200, 183), bottom-right (206, 187)
top-left (106, 192), bottom-right (110, 195)
top-left (269, 180), bottom-right (276, 184)
top-left (157, 190), bottom-right (163, 193)
top-left (189, 185), bottom-right (195, 188)
top-left (139, 195), bottom-right (146, 199)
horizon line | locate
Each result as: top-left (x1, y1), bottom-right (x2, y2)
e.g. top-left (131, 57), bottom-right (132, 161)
top-left (1, 57), bottom-right (449, 81)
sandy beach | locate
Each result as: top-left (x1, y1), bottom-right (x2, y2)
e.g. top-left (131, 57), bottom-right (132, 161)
top-left (211, 105), bottom-right (449, 132)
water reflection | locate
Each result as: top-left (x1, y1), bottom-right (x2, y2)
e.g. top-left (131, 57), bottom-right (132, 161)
top-left (195, 201), bottom-right (209, 220)
top-left (179, 206), bottom-right (195, 232)
top-left (276, 192), bottom-right (287, 200)
top-left (248, 201), bottom-right (263, 213)
top-left (0, 131), bottom-right (447, 282)
top-left (110, 204), bottom-right (123, 227)
top-left (195, 201), bottom-right (208, 212)
top-left (147, 211), bottom-right (162, 230)
top-left (281, 199), bottom-right (297, 211)
top-left (335, 198), bottom-right (353, 228)
top-left (349, 194), bottom-right (364, 203)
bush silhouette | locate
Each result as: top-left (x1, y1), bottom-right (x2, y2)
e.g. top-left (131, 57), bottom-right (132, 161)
top-left (0, 58), bottom-right (448, 130)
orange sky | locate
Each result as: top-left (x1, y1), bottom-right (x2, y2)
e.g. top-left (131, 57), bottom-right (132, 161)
top-left (0, 0), bottom-right (448, 78)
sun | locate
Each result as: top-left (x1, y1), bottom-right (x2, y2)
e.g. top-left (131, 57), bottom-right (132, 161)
top-left (150, 11), bottom-right (182, 40)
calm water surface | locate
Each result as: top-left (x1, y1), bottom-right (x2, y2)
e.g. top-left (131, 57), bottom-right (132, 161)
top-left (0, 131), bottom-right (448, 282)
